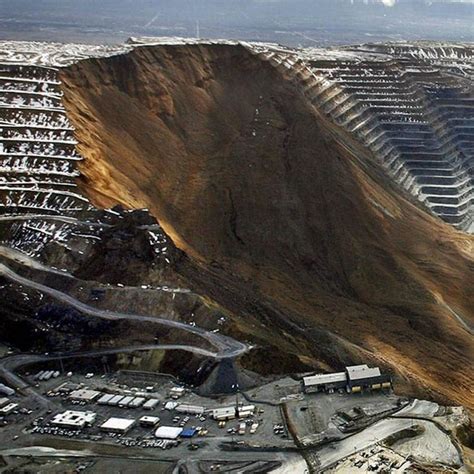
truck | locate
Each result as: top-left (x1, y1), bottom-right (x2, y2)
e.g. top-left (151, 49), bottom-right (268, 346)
top-left (250, 422), bottom-right (259, 434)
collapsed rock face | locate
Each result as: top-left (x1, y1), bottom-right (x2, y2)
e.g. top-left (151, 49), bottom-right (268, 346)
top-left (60, 44), bottom-right (473, 407)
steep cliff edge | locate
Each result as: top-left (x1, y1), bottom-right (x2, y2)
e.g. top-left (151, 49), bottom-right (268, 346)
top-left (59, 43), bottom-right (473, 407)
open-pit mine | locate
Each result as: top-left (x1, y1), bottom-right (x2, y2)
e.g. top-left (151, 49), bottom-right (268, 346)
top-left (0, 38), bottom-right (472, 473)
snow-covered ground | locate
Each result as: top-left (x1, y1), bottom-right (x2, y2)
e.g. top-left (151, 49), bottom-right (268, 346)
top-left (0, 60), bottom-right (94, 256)
top-left (317, 418), bottom-right (415, 470)
top-left (396, 398), bottom-right (440, 418)
top-left (391, 419), bottom-right (461, 467)
top-left (317, 415), bottom-right (461, 471)
top-left (0, 41), bottom-right (131, 67)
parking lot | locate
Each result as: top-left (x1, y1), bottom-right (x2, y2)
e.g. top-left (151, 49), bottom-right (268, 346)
top-left (14, 369), bottom-right (295, 454)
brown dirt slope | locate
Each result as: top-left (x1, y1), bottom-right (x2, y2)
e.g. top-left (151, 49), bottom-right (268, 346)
top-left (59, 44), bottom-right (474, 408)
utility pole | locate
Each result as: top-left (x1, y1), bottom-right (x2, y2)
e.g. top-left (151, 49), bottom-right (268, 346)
top-left (234, 383), bottom-right (240, 417)
top-left (101, 356), bottom-right (108, 376)
top-left (196, 20), bottom-right (200, 39)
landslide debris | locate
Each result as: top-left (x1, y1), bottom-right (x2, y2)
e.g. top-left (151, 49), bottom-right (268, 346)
top-left (59, 43), bottom-right (474, 408)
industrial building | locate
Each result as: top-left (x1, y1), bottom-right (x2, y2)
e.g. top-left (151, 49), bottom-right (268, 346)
top-left (0, 383), bottom-right (15, 397)
top-left (303, 372), bottom-right (347, 393)
top-left (164, 401), bottom-right (179, 411)
top-left (97, 393), bottom-right (114, 405)
top-left (237, 405), bottom-right (256, 418)
top-left (128, 397), bottom-right (146, 408)
top-left (211, 406), bottom-right (236, 421)
top-left (155, 426), bottom-right (183, 439)
top-left (180, 428), bottom-right (197, 438)
top-left (169, 387), bottom-right (185, 399)
top-left (69, 389), bottom-right (101, 403)
top-left (52, 382), bottom-right (81, 395)
top-left (51, 410), bottom-right (96, 429)
top-left (139, 416), bottom-right (160, 427)
top-left (0, 403), bottom-right (18, 415)
top-left (143, 398), bottom-right (159, 410)
top-left (175, 404), bottom-right (205, 415)
top-left (302, 365), bottom-right (391, 394)
top-left (107, 395), bottom-right (124, 406)
top-left (345, 365), bottom-right (392, 393)
top-left (100, 417), bottom-right (136, 434)
top-left (118, 396), bottom-right (134, 408)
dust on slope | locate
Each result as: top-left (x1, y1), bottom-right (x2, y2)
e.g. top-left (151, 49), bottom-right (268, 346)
top-left (59, 43), bottom-right (474, 408)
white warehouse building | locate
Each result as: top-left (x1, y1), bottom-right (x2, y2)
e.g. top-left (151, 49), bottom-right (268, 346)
top-left (51, 410), bottom-right (97, 429)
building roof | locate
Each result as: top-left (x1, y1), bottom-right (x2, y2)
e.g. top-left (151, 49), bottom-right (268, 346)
top-left (100, 417), bottom-right (136, 432)
top-left (211, 406), bottom-right (237, 420)
top-left (0, 384), bottom-right (15, 396)
top-left (164, 401), bottom-right (178, 410)
top-left (155, 426), bottom-right (183, 439)
top-left (143, 398), bottom-right (159, 408)
top-left (175, 404), bottom-right (205, 414)
top-left (180, 428), bottom-right (197, 438)
top-left (303, 372), bottom-right (347, 387)
top-left (98, 394), bottom-right (114, 404)
top-left (54, 382), bottom-right (81, 393)
top-left (139, 415), bottom-right (160, 425)
top-left (69, 389), bottom-right (101, 401)
top-left (129, 397), bottom-right (146, 407)
top-left (118, 396), bottom-right (134, 406)
top-left (108, 395), bottom-right (124, 405)
top-left (0, 403), bottom-right (18, 414)
top-left (52, 410), bottom-right (96, 428)
top-left (346, 364), bottom-right (369, 371)
top-left (212, 406), bottom-right (236, 416)
top-left (170, 387), bottom-right (185, 393)
top-left (346, 365), bottom-right (381, 381)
